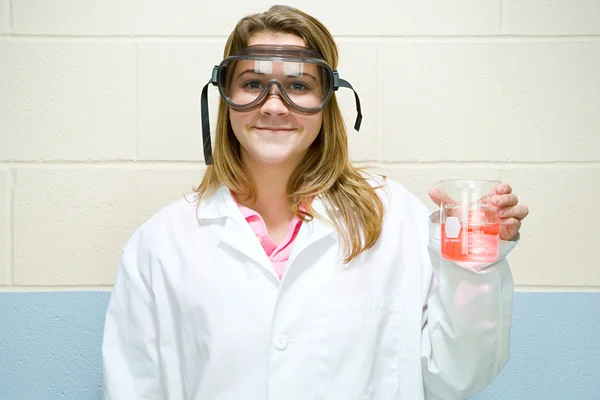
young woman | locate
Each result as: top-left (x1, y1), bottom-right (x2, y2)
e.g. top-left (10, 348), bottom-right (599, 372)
top-left (102, 5), bottom-right (529, 400)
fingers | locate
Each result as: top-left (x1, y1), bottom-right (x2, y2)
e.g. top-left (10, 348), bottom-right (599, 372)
top-left (495, 183), bottom-right (512, 195)
top-left (500, 217), bottom-right (521, 230)
top-left (492, 193), bottom-right (519, 207)
top-left (428, 187), bottom-right (443, 206)
top-left (499, 217), bottom-right (522, 241)
top-left (432, 182), bottom-right (529, 225)
top-left (498, 204), bottom-right (529, 220)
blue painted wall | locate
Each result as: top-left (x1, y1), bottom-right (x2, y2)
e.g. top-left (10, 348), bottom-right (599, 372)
top-left (0, 292), bottom-right (599, 400)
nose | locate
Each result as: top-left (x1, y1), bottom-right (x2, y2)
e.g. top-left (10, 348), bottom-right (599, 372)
top-left (259, 87), bottom-right (289, 117)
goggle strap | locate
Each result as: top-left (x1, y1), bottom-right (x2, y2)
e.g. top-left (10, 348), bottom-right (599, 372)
top-left (337, 77), bottom-right (363, 131)
top-left (210, 66), bottom-right (218, 85)
top-left (200, 79), bottom-right (214, 165)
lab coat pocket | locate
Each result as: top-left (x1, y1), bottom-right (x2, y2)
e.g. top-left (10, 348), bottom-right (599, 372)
top-left (314, 295), bottom-right (401, 400)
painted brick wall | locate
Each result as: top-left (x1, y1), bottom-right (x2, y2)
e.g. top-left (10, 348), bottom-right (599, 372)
top-left (1, 1), bottom-right (599, 290)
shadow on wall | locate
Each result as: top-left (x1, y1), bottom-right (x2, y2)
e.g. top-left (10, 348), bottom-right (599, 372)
top-left (0, 292), bottom-right (599, 400)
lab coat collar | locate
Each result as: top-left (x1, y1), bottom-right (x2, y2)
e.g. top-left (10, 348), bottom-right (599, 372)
top-left (195, 185), bottom-right (337, 224)
top-left (195, 186), bottom-right (337, 276)
top-left (195, 186), bottom-right (235, 220)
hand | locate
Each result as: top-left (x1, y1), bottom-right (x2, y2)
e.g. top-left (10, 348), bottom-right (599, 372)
top-left (490, 183), bottom-right (529, 241)
top-left (428, 182), bottom-right (529, 241)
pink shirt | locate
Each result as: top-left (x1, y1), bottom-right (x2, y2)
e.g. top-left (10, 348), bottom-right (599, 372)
top-left (233, 195), bottom-right (303, 279)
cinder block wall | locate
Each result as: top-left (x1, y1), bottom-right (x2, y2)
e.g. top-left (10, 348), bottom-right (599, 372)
top-left (1, 1), bottom-right (600, 399)
top-left (2, 0), bottom-right (599, 291)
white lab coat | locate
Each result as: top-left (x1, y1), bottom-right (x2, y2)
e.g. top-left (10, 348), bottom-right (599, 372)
top-left (102, 176), bottom-right (516, 400)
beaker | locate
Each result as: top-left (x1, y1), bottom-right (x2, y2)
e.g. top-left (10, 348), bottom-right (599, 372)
top-left (436, 179), bottom-right (501, 263)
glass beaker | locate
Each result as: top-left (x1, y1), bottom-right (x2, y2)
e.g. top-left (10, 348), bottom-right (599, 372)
top-left (436, 179), bottom-right (501, 263)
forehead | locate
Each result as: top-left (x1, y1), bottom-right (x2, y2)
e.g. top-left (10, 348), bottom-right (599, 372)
top-left (247, 32), bottom-right (307, 48)
top-left (232, 59), bottom-right (320, 77)
top-left (232, 34), bottom-right (319, 77)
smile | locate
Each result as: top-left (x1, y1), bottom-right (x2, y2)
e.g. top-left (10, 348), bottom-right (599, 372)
top-left (254, 127), bottom-right (295, 133)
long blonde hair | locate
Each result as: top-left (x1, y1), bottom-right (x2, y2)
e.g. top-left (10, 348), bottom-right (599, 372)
top-left (194, 5), bottom-right (384, 263)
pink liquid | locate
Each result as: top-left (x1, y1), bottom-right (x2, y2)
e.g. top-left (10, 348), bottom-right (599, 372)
top-left (441, 222), bottom-right (499, 262)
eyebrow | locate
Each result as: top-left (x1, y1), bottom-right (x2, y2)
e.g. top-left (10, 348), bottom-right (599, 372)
top-left (236, 69), bottom-right (318, 82)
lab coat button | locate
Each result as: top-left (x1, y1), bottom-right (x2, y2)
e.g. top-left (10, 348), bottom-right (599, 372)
top-left (273, 335), bottom-right (288, 350)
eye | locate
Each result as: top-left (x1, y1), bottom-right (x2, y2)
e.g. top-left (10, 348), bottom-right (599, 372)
top-left (290, 82), bottom-right (308, 91)
top-left (244, 80), bottom-right (263, 90)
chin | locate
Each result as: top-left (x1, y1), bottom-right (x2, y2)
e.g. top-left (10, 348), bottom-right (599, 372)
top-left (256, 155), bottom-right (294, 166)
top-left (252, 150), bottom-right (301, 166)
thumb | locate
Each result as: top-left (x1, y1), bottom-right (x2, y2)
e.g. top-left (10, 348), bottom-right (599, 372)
top-left (428, 187), bottom-right (443, 206)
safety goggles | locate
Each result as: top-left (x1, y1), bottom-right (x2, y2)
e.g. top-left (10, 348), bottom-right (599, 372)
top-left (200, 45), bottom-right (363, 164)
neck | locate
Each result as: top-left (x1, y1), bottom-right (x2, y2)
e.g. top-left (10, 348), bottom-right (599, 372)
top-left (237, 156), bottom-right (298, 223)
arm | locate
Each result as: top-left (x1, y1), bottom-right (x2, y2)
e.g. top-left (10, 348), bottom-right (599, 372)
top-left (102, 233), bottom-right (164, 399)
top-left (420, 211), bottom-right (517, 400)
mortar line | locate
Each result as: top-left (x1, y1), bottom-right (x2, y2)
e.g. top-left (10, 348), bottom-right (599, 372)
top-left (135, 41), bottom-right (140, 161)
top-left (7, 0), bottom-right (13, 33)
top-left (499, 0), bottom-right (505, 35)
top-left (376, 43), bottom-right (383, 162)
top-left (351, 161), bottom-right (600, 168)
top-left (1, 161), bottom-right (599, 168)
top-left (0, 285), bottom-right (113, 292)
top-left (515, 285), bottom-right (600, 293)
top-left (6, 168), bottom-right (14, 285)
top-left (1, 285), bottom-right (597, 293)
top-left (1, 34), bottom-right (600, 42)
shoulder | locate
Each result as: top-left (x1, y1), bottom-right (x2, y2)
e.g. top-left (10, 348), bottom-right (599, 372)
top-left (360, 172), bottom-right (435, 246)
top-left (361, 171), bottom-right (431, 216)
top-left (123, 194), bottom-right (199, 255)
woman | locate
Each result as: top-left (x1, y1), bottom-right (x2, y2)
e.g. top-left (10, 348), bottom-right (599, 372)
top-left (102, 5), bottom-right (529, 400)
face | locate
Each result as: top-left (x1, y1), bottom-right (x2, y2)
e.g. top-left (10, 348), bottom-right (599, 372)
top-left (229, 33), bottom-right (323, 169)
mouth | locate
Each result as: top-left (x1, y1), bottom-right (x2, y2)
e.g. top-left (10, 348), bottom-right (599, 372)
top-left (254, 126), bottom-right (295, 133)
